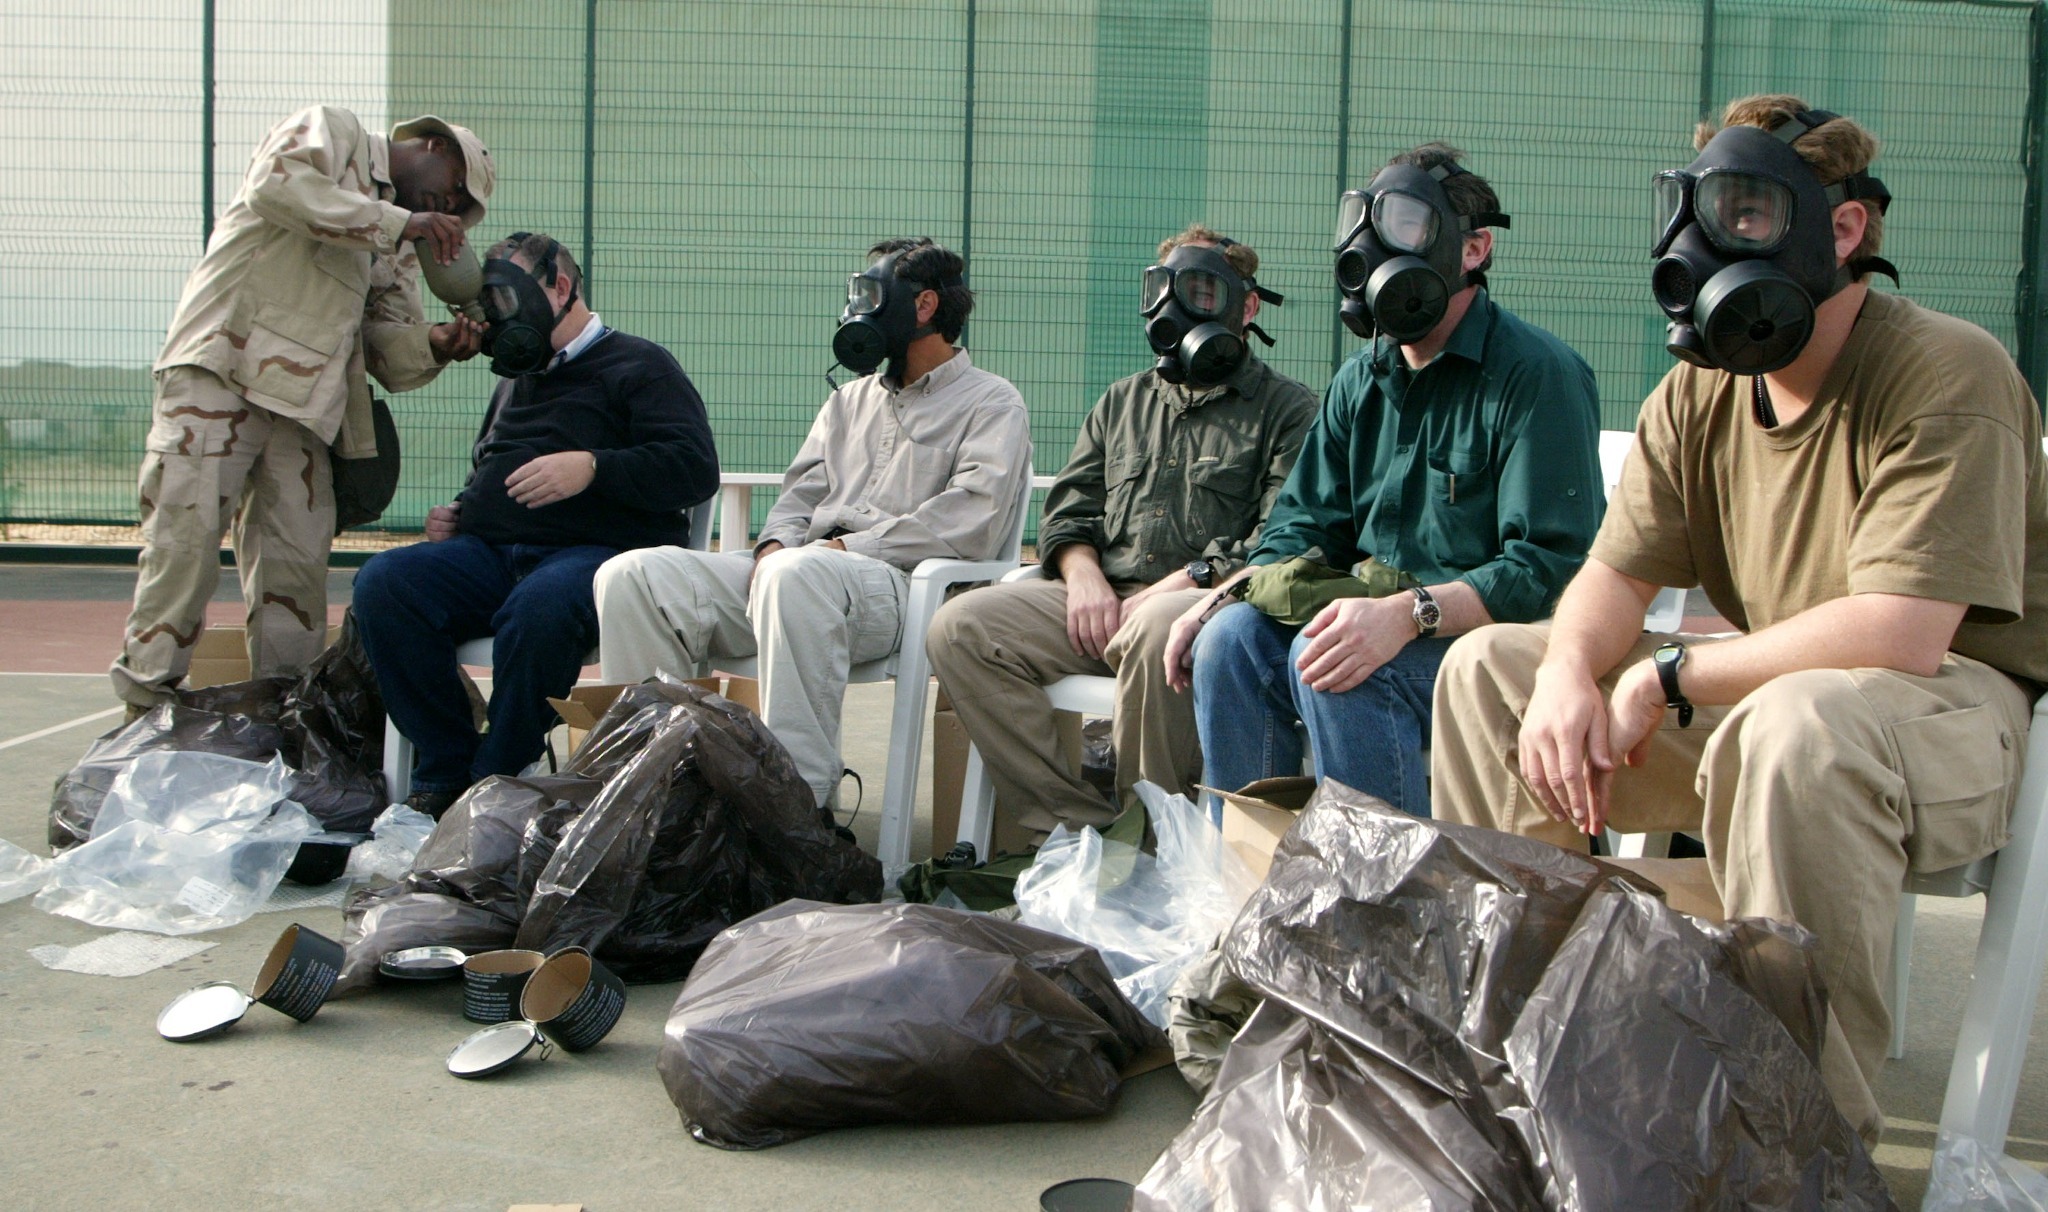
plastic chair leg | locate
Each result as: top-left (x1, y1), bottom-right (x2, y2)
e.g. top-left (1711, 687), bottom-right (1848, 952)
top-left (1889, 893), bottom-right (1915, 1060)
top-left (382, 716), bottom-right (411, 804)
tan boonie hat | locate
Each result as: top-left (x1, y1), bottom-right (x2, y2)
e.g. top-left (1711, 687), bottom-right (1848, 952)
top-left (391, 115), bottom-right (495, 226)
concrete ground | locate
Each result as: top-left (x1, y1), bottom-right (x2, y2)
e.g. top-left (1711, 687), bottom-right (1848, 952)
top-left (2, 564), bottom-right (2046, 1209)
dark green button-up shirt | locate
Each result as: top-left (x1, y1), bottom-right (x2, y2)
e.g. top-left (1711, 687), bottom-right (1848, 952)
top-left (1039, 354), bottom-right (1318, 584)
top-left (1250, 290), bottom-right (1603, 623)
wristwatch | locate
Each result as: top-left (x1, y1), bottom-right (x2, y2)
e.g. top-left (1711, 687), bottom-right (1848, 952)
top-left (1653, 642), bottom-right (1693, 728)
top-left (1185, 558), bottom-right (1216, 589)
top-left (1409, 586), bottom-right (1441, 638)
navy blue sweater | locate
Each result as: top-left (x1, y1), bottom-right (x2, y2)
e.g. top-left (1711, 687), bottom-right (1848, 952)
top-left (456, 329), bottom-right (719, 550)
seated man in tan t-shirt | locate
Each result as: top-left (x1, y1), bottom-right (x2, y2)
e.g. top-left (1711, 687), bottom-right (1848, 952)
top-left (1429, 93), bottom-right (2048, 1147)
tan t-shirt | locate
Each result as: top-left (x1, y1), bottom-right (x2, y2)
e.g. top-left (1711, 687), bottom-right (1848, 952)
top-left (1593, 289), bottom-right (2048, 684)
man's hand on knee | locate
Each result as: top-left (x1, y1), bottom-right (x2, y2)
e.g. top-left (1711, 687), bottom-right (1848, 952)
top-left (424, 502), bottom-right (460, 542)
top-left (1295, 597), bottom-right (1410, 694)
top-left (1520, 665), bottom-right (1617, 834)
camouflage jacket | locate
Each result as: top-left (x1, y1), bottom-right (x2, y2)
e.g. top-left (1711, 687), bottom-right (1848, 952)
top-left (155, 105), bottom-right (463, 454)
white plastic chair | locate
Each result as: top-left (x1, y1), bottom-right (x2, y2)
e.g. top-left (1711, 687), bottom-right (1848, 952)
top-left (1597, 430), bottom-right (1688, 634)
top-left (714, 472), bottom-right (1033, 868)
top-left (380, 497), bottom-right (714, 803)
top-left (1607, 692), bottom-right (2048, 1165)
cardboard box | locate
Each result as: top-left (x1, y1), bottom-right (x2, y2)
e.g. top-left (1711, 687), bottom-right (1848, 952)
top-left (1207, 776), bottom-right (1316, 880)
top-left (185, 626), bottom-right (252, 689)
top-left (931, 703), bottom-right (969, 853)
top-left (548, 676), bottom-right (758, 757)
top-left (1605, 856), bottom-right (1724, 923)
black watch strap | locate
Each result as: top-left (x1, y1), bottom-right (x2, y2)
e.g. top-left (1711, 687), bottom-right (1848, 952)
top-left (1653, 642), bottom-right (1693, 728)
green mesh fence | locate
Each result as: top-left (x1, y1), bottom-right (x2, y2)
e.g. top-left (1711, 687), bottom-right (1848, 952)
top-left (2, 0), bottom-right (2042, 538)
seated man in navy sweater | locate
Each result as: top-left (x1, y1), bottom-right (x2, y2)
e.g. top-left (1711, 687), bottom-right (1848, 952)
top-left (354, 232), bottom-right (718, 816)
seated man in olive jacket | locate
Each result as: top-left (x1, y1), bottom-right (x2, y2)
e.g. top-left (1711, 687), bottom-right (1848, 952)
top-left (928, 225), bottom-right (1317, 843)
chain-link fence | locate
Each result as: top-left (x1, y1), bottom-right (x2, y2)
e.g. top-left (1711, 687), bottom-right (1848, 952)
top-left (3, 0), bottom-right (2042, 537)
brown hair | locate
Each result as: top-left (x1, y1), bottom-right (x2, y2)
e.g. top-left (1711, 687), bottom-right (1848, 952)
top-left (1157, 224), bottom-right (1260, 281)
top-left (1697, 93), bottom-right (1885, 267)
top-left (487, 232), bottom-right (583, 301)
top-left (1385, 142), bottom-right (1501, 284)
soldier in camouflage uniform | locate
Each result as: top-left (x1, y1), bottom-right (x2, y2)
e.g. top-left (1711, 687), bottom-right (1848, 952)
top-left (112, 105), bottom-right (495, 712)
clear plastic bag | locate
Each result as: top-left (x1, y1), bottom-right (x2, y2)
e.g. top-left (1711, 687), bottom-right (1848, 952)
top-left (0, 838), bottom-right (52, 904)
top-left (1014, 781), bottom-right (1259, 1028)
top-left (35, 752), bottom-right (316, 935)
top-left (344, 803), bottom-right (439, 883)
top-left (1926, 1130), bottom-right (2048, 1212)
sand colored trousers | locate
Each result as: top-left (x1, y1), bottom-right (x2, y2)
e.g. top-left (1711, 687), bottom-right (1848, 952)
top-left (1430, 622), bottom-right (2033, 1143)
top-left (113, 366), bottom-right (334, 707)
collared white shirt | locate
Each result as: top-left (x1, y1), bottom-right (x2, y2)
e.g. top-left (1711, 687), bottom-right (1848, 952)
top-left (548, 311), bottom-right (606, 371)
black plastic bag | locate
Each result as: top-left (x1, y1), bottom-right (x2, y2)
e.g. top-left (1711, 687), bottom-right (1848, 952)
top-left (1139, 780), bottom-right (1893, 1212)
top-left (515, 681), bottom-right (882, 980)
top-left (1135, 1000), bottom-right (1541, 1212)
top-left (275, 611), bottom-right (388, 833)
top-left (658, 900), bottom-right (1166, 1150)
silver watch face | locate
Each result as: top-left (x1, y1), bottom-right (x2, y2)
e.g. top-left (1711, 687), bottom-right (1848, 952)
top-left (1414, 597), bottom-right (1441, 627)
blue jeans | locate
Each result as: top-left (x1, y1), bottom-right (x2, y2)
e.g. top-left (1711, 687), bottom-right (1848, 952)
top-left (353, 535), bottom-right (618, 793)
top-left (1191, 601), bottom-right (1454, 816)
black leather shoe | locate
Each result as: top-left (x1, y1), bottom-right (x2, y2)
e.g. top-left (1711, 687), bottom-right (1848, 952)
top-left (403, 787), bottom-right (463, 821)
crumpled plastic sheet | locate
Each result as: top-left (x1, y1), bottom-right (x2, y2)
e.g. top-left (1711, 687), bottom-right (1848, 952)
top-left (343, 803), bottom-right (439, 884)
top-left (29, 931), bottom-right (216, 977)
top-left (1925, 1129), bottom-right (2048, 1212)
top-left (1014, 782), bottom-right (1259, 1029)
top-left (0, 838), bottom-right (53, 904)
top-left (48, 695), bottom-right (283, 850)
top-left (1164, 944), bottom-right (1259, 1096)
top-left (336, 680), bottom-right (880, 993)
top-left (35, 752), bottom-right (317, 935)
top-left (1135, 779), bottom-right (1894, 1212)
top-left (658, 899), bottom-right (1167, 1149)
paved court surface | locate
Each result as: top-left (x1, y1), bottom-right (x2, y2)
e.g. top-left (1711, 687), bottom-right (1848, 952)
top-left (1, 563), bottom-right (2045, 1209)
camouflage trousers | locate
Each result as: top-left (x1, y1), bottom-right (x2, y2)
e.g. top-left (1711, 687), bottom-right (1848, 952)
top-left (111, 366), bottom-right (334, 708)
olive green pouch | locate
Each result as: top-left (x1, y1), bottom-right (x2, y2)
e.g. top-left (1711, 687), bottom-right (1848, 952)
top-left (1241, 552), bottom-right (1412, 626)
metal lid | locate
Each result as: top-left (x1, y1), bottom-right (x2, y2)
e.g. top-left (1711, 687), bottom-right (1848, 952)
top-left (379, 946), bottom-right (468, 980)
top-left (1039, 1178), bottom-right (1136, 1212)
top-left (446, 1020), bottom-right (548, 1079)
top-left (157, 981), bottom-right (254, 1043)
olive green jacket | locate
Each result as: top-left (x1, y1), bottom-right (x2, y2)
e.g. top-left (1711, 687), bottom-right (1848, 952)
top-left (1038, 355), bottom-right (1318, 584)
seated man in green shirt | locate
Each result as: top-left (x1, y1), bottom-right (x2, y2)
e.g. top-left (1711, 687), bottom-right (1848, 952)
top-left (1165, 144), bottom-right (1603, 816)
top-left (927, 225), bottom-right (1317, 842)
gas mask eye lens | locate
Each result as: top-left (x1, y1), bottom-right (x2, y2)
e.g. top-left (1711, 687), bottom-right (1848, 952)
top-left (1653, 172), bottom-right (1690, 254)
top-left (845, 275), bottom-right (883, 317)
top-left (1174, 270), bottom-right (1227, 318)
top-left (1372, 192), bottom-right (1440, 255)
top-left (480, 284), bottom-right (520, 324)
top-left (1697, 173), bottom-right (1793, 253)
top-left (1334, 190), bottom-right (1371, 250)
top-left (1140, 266), bottom-right (1173, 315)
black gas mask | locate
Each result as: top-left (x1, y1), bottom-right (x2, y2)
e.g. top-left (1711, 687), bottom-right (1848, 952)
top-left (1333, 163), bottom-right (1508, 343)
top-left (832, 251), bottom-right (957, 383)
top-left (1139, 242), bottom-right (1281, 388)
top-left (1651, 110), bottom-right (1895, 374)
top-left (479, 232), bottom-right (575, 378)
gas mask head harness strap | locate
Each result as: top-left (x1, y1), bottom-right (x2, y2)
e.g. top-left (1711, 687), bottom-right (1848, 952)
top-left (1139, 238), bottom-right (1284, 389)
top-left (480, 232), bottom-right (578, 378)
top-left (830, 249), bottom-right (965, 384)
top-left (1651, 108), bottom-right (1897, 376)
top-left (1332, 161), bottom-right (1508, 344)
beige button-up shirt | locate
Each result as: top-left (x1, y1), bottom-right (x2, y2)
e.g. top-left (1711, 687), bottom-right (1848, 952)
top-left (757, 350), bottom-right (1033, 570)
top-left (156, 105), bottom-right (455, 451)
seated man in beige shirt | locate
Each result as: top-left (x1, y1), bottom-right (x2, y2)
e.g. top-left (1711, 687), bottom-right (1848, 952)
top-left (1430, 94), bottom-right (2048, 1147)
top-left (595, 238), bottom-right (1032, 815)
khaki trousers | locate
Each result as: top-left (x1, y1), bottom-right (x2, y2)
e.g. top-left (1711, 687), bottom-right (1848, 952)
top-left (926, 577), bottom-right (1208, 837)
top-left (1431, 622), bottom-right (2033, 1144)
top-left (112, 366), bottom-right (334, 708)
top-left (593, 544), bottom-right (908, 808)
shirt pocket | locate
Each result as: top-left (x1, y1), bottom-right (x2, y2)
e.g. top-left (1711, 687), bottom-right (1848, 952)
top-left (869, 437), bottom-right (955, 513)
top-left (1417, 449), bottom-right (1494, 568)
top-left (1891, 704), bottom-right (2020, 873)
top-left (1183, 456), bottom-right (1259, 550)
top-left (1104, 450), bottom-right (1151, 539)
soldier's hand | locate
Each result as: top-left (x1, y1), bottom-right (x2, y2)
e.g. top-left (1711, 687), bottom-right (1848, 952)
top-left (424, 503), bottom-right (461, 542)
top-left (429, 315), bottom-right (485, 363)
top-left (506, 451), bottom-right (597, 508)
top-left (404, 212), bottom-right (468, 265)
